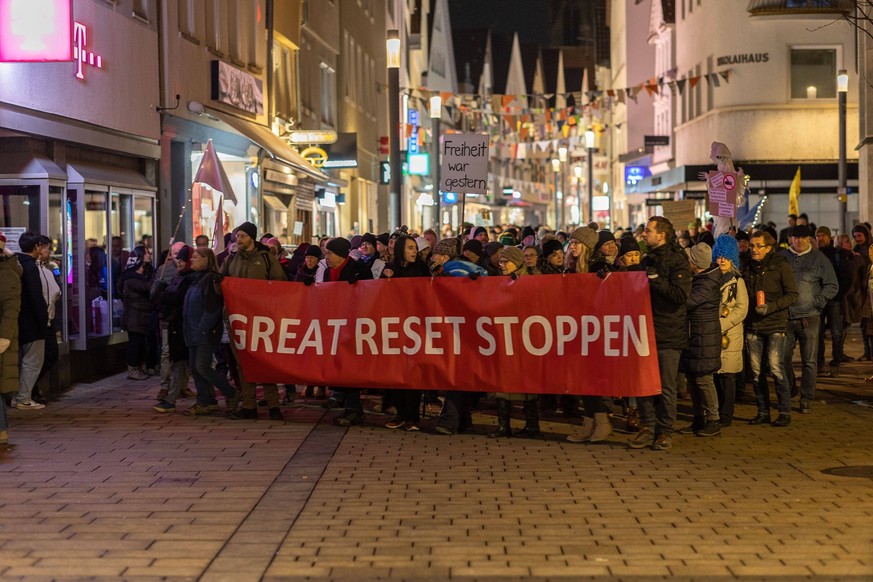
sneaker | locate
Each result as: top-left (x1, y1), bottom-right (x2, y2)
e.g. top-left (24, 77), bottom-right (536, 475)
top-left (153, 400), bottom-right (176, 413)
top-left (405, 422), bottom-right (420, 432)
top-left (696, 421), bottom-right (721, 437)
top-left (385, 418), bottom-right (406, 429)
top-left (434, 425), bottom-right (455, 435)
top-left (651, 433), bottom-right (673, 450)
top-left (333, 410), bottom-right (364, 426)
top-left (748, 413), bottom-right (771, 425)
top-left (628, 427), bottom-right (655, 449)
top-left (227, 407), bottom-right (258, 420)
top-left (566, 417), bottom-right (595, 443)
top-left (772, 413), bottom-right (791, 427)
top-left (268, 407), bottom-right (284, 421)
top-left (13, 398), bottom-right (45, 410)
top-left (184, 404), bottom-right (211, 416)
top-left (799, 401), bottom-right (812, 414)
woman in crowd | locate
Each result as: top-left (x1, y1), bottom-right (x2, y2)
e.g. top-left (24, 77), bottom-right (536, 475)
top-left (381, 234), bottom-right (429, 431)
top-left (295, 244), bottom-right (322, 284)
top-left (538, 239), bottom-right (565, 275)
top-left (522, 245), bottom-right (541, 275)
top-left (712, 235), bottom-right (748, 427)
top-left (120, 245), bottom-right (154, 380)
top-left (153, 246), bottom-right (196, 413)
top-left (564, 227), bottom-right (613, 443)
top-left (182, 248), bottom-right (239, 416)
top-left (489, 246), bottom-right (540, 438)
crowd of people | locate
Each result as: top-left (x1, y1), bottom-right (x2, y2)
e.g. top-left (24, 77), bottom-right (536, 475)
top-left (1, 211), bottom-right (871, 450)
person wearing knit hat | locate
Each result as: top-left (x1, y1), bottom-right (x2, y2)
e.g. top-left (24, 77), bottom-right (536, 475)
top-left (326, 237), bottom-right (352, 258)
top-left (686, 242), bottom-right (713, 271)
top-left (520, 226), bottom-right (536, 246)
top-left (712, 235), bottom-right (739, 269)
top-left (305, 244), bottom-right (322, 259)
top-left (565, 226), bottom-right (598, 273)
top-left (358, 233), bottom-right (386, 278)
top-left (537, 238), bottom-right (565, 275)
top-left (461, 238), bottom-right (496, 274)
top-left (678, 240), bottom-right (724, 437)
top-left (234, 221), bottom-right (257, 242)
top-left (295, 244), bottom-right (323, 284)
top-left (591, 230), bottom-right (619, 274)
top-left (617, 237), bottom-right (642, 268)
top-left (462, 238), bottom-right (483, 257)
top-left (499, 246), bottom-right (526, 275)
top-left (431, 237), bottom-right (459, 261)
top-left (472, 226), bottom-right (488, 243)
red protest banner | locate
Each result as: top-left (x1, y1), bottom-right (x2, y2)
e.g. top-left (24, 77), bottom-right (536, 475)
top-left (221, 272), bottom-right (662, 397)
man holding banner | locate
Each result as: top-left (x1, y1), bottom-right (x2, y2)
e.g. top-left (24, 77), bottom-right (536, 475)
top-left (221, 222), bottom-right (287, 421)
top-left (629, 217), bottom-right (692, 451)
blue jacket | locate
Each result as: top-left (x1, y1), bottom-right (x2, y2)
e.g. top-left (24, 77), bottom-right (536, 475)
top-left (777, 247), bottom-right (838, 319)
top-left (183, 271), bottom-right (224, 347)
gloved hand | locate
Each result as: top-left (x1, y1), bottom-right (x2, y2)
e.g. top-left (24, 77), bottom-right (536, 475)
top-left (596, 268), bottom-right (607, 279)
top-left (468, 272), bottom-right (479, 280)
top-left (755, 303), bottom-right (769, 316)
top-left (0, 338), bottom-right (10, 354)
top-left (646, 267), bottom-right (659, 280)
top-left (303, 278), bottom-right (314, 286)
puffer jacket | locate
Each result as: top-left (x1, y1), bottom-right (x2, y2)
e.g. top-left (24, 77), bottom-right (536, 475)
top-left (220, 242), bottom-right (287, 281)
top-left (17, 253), bottom-right (48, 345)
top-left (776, 247), bottom-right (838, 319)
top-left (743, 250), bottom-right (798, 334)
top-left (718, 273), bottom-right (748, 374)
top-left (679, 265), bottom-right (722, 375)
top-left (641, 242), bottom-right (692, 350)
top-left (120, 269), bottom-right (154, 335)
top-left (0, 252), bottom-right (22, 394)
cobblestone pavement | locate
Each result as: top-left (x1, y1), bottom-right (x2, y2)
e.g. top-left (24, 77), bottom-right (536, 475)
top-left (1, 338), bottom-right (873, 580)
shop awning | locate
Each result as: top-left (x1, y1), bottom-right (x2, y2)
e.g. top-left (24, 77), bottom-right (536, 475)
top-left (209, 110), bottom-right (329, 183)
top-left (66, 161), bottom-right (156, 191)
top-left (0, 153), bottom-right (66, 180)
top-left (263, 194), bottom-right (291, 212)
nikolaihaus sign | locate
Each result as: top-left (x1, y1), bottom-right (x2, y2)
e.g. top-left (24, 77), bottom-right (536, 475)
top-left (716, 53), bottom-right (768, 67)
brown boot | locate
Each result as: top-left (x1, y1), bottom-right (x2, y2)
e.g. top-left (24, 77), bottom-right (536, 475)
top-left (589, 412), bottom-right (612, 442)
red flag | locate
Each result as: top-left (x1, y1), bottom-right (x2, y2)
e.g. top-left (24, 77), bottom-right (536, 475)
top-left (193, 140), bottom-right (237, 204)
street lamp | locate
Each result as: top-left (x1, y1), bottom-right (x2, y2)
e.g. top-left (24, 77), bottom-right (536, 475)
top-left (585, 129), bottom-right (596, 225)
top-left (430, 94), bottom-right (442, 233)
top-left (387, 30), bottom-right (401, 229)
top-left (838, 68), bottom-right (848, 235)
top-left (552, 158), bottom-right (561, 228)
top-left (558, 146), bottom-right (568, 227)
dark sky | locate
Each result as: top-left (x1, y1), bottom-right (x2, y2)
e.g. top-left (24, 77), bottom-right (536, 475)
top-left (448, 0), bottom-right (552, 45)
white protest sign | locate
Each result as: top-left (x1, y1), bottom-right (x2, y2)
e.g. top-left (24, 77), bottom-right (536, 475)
top-left (706, 170), bottom-right (741, 218)
top-left (0, 227), bottom-right (26, 253)
top-left (440, 134), bottom-right (489, 195)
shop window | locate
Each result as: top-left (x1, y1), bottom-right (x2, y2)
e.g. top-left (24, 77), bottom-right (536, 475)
top-left (0, 186), bottom-right (41, 244)
top-left (791, 47), bottom-right (837, 99)
top-left (82, 190), bottom-right (112, 337)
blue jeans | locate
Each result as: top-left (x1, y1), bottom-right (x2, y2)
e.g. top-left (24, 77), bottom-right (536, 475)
top-left (189, 344), bottom-right (237, 407)
top-left (637, 348), bottom-right (681, 435)
top-left (818, 301), bottom-right (843, 366)
top-left (747, 332), bottom-right (791, 415)
top-left (784, 316), bottom-right (820, 405)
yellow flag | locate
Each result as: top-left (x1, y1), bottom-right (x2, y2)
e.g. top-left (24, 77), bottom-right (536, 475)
top-left (788, 167), bottom-right (801, 216)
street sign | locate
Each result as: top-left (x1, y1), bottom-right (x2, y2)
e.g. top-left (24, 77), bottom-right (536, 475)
top-left (644, 135), bottom-right (670, 147)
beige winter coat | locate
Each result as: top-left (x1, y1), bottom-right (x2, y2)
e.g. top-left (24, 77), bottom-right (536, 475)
top-left (718, 273), bottom-right (748, 374)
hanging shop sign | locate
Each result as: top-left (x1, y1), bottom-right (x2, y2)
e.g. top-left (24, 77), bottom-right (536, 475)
top-left (287, 129), bottom-right (338, 145)
top-left (321, 133), bottom-right (358, 169)
top-left (300, 146), bottom-right (328, 168)
top-left (211, 60), bottom-right (264, 115)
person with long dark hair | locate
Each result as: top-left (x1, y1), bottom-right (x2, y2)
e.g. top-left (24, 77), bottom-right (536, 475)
top-left (182, 248), bottom-right (239, 416)
top-left (381, 235), bottom-right (429, 431)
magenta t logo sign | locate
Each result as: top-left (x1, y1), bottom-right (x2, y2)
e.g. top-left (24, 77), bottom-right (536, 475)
top-left (73, 21), bottom-right (103, 80)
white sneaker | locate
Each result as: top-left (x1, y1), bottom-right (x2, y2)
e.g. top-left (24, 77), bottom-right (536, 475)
top-left (14, 399), bottom-right (45, 410)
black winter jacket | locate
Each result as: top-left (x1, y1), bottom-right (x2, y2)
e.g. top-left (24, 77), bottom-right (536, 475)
top-left (679, 266), bottom-right (723, 375)
top-left (641, 242), bottom-right (692, 350)
top-left (16, 253), bottom-right (48, 345)
top-left (742, 251), bottom-right (798, 334)
top-left (120, 269), bottom-right (154, 335)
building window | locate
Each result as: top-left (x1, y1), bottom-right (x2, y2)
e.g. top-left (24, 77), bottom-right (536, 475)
top-left (133, 0), bottom-right (149, 22)
top-left (206, 0), bottom-right (225, 55)
top-left (790, 47), bottom-right (837, 99)
top-left (178, 0), bottom-right (198, 41)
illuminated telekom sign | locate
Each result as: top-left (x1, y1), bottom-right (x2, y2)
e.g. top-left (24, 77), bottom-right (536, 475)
top-left (72, 21), bottom-right (103, 80)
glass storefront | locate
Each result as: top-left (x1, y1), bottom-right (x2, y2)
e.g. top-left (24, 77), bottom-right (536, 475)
top-left (190, 149), bottom-right (252, 243)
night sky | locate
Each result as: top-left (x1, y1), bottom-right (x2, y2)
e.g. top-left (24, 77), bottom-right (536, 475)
top-left (448, 0), bottom-right (552, 45)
